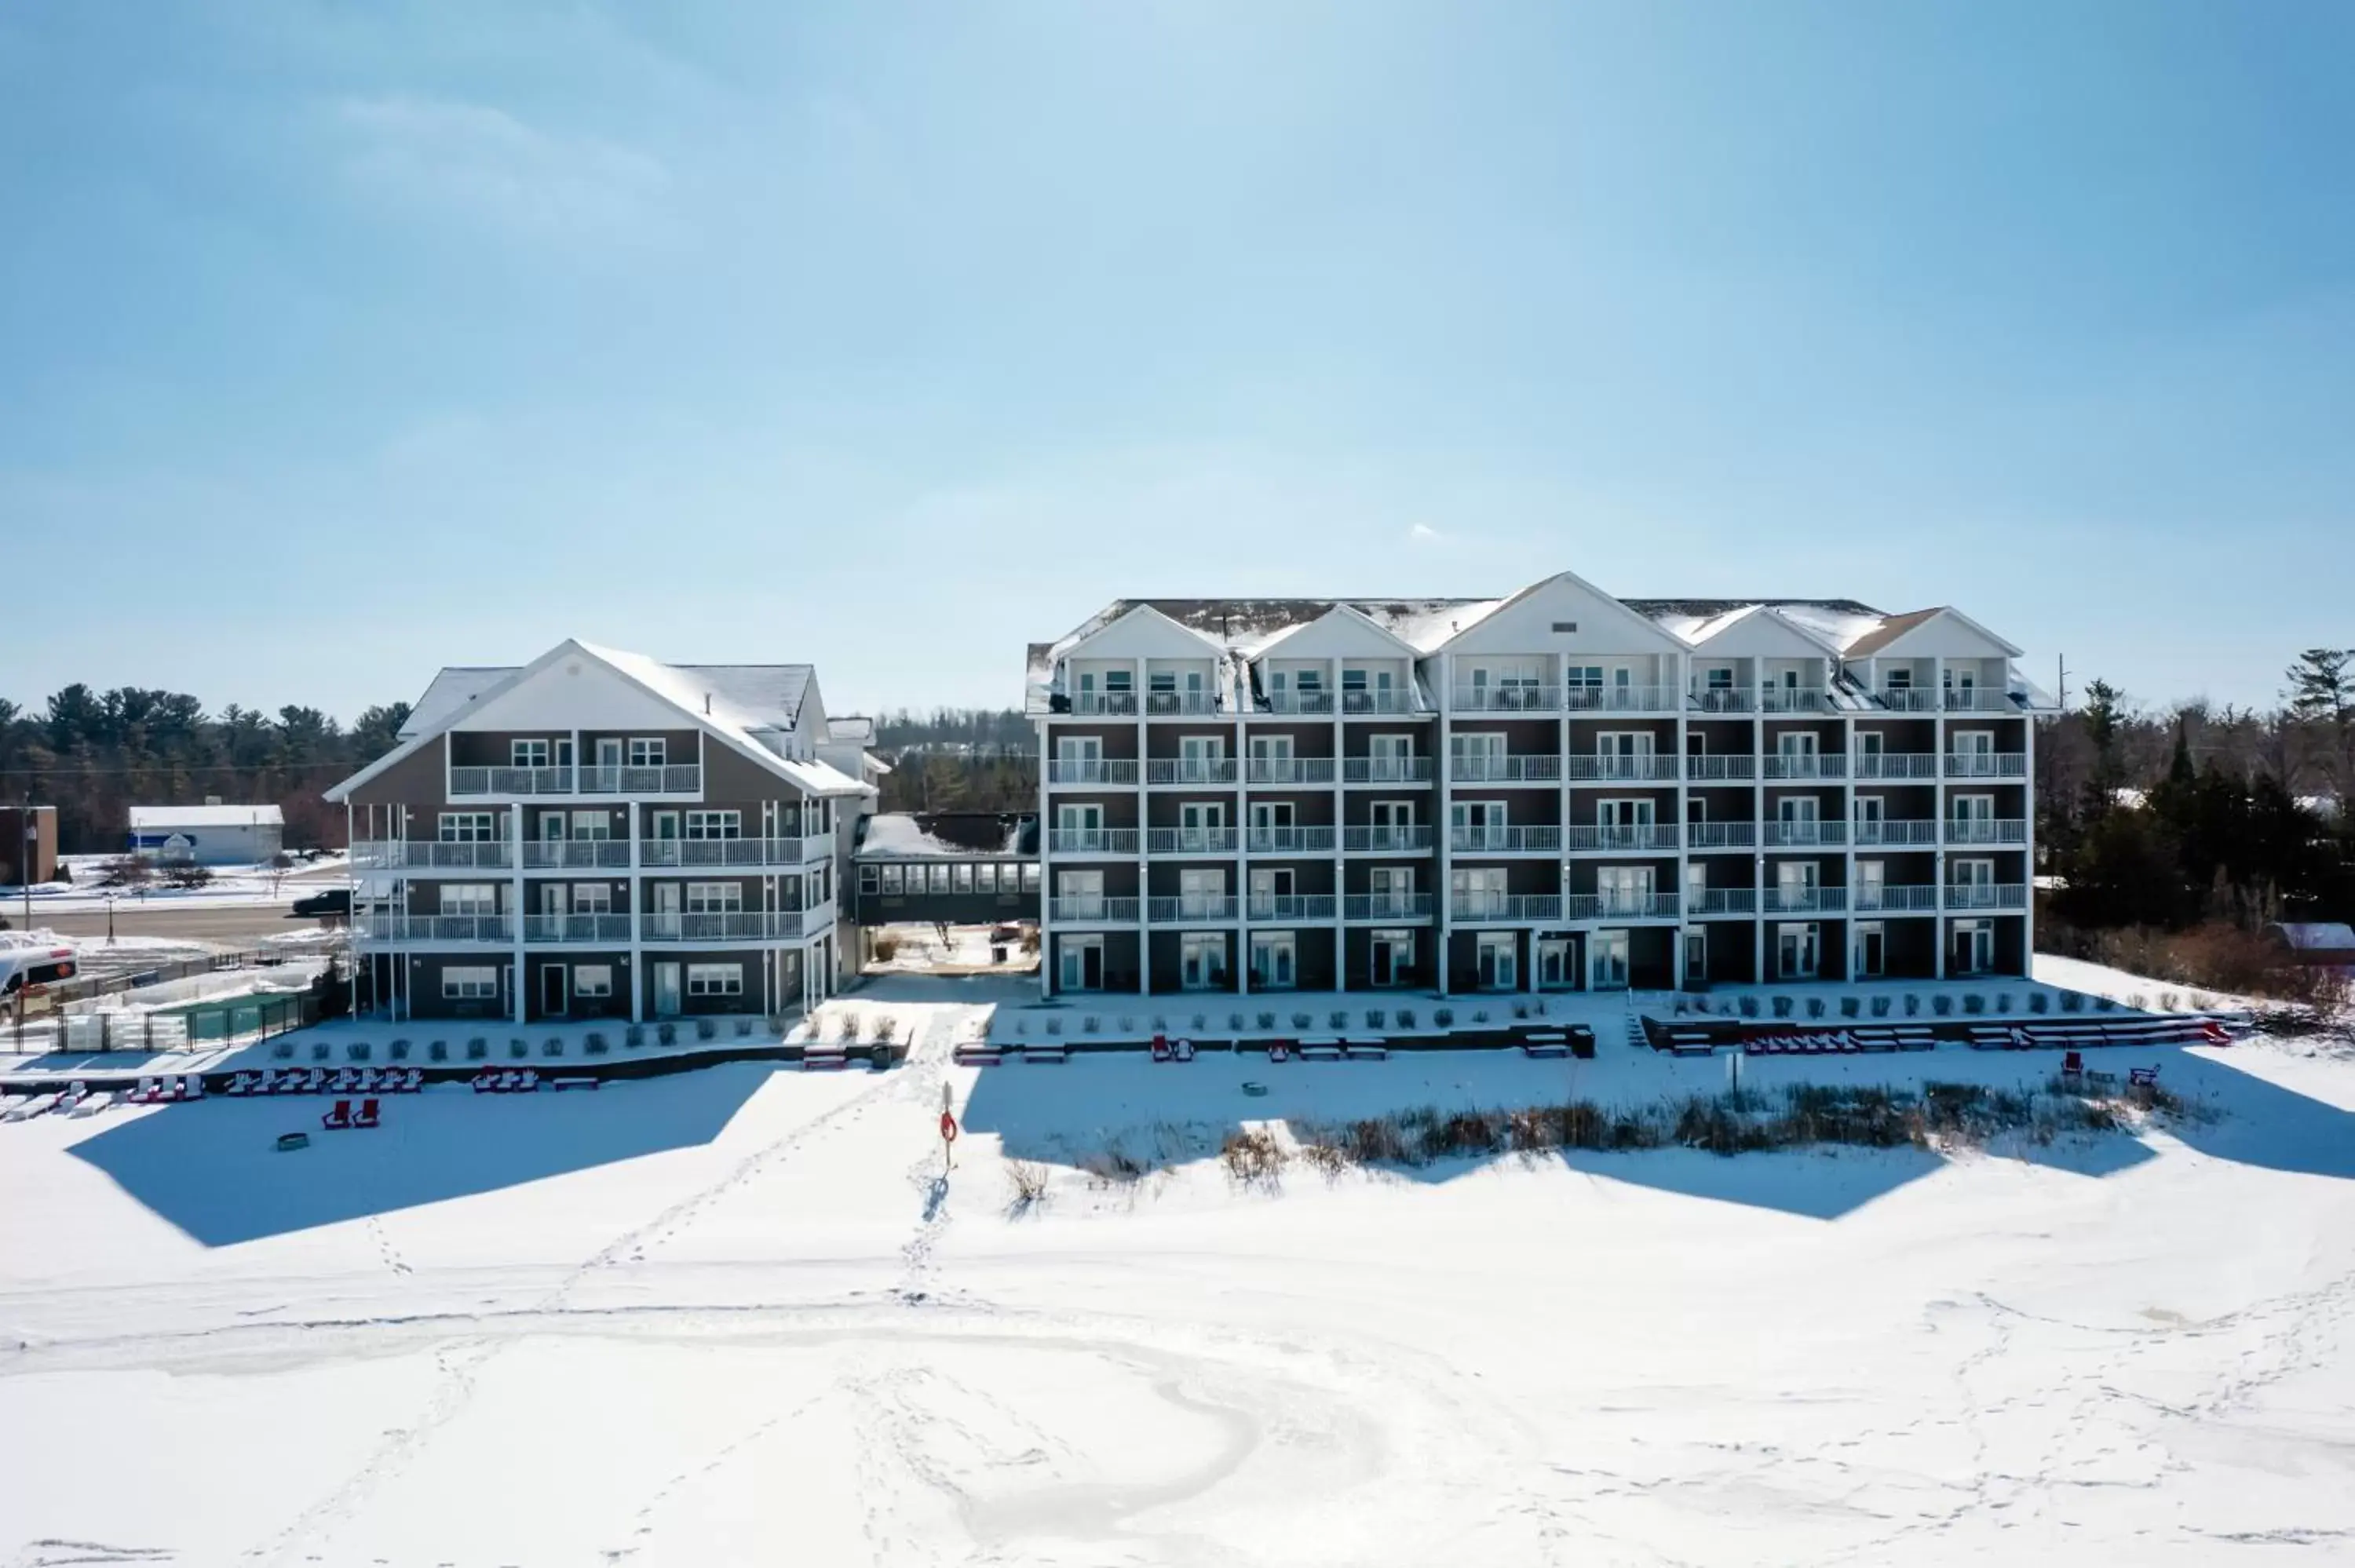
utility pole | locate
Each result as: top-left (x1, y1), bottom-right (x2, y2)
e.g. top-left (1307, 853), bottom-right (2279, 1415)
top-left (2056, 655), bottom-right (2068, 713)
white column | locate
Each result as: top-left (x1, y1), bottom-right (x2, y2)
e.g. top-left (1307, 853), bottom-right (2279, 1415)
top-left (2021, 713), bottom-right (2037, 976)
top-left (1436, 651), bottom-right (1454, 997)
top-left (510, 799), bottom-right (528, 1025)
top-left (1234, 706), bottom-right (1248, 997)
top-left (1933, 658), bottom-right (1948, 981)
top-left (1137, 657), bottom-right (1151, 997)
top-left (1671, 651), bottom-right (1690, 991)
top-left (1036, 718), bottom-right (1054, 999)
top-left (628, 797), bottom-right (644, 1024)
top-left (1753, 700), bottom-right (1766, 985)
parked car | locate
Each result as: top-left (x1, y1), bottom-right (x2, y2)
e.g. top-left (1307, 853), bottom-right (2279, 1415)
top-left (292, 888), bottom-right (350, 922)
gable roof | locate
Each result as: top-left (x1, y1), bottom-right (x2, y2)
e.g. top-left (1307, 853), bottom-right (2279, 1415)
top-left (1844, 606), bottom-right (2024, 659)
top-left (1433, 568), bottom-right (1689, 655)
top-left (129, 804), bottom-right (284, 829)
top-left (327, 640), bottom-right (865, 802)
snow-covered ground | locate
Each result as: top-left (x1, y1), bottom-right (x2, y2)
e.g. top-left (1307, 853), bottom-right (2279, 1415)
top-left (870, 920), bottom-right (1039, 975)
top-left (5, 851), bottom-right (346, 912)
top-left (2, 970), bottom-right (2352, 1564)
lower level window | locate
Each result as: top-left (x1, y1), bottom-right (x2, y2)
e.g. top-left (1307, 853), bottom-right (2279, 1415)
top-left (574, 965), bottom-right (614, 998)
top-left (687, 963), bottom-right (743, 997)
top-left (444, 966), bottom-right (498, 1000)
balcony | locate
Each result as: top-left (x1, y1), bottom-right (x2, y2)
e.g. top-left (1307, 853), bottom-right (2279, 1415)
top-left (1944, 818), bottom-right (2028, 845)
top-left (1344, 893), bottom-right (1433, 921)
top-left (1342, 825), bottom-right (1433, 852)
top-left (1759, 688), bottom-right (1831, 713)
top-left (350, 841), bottom-right (513, 870)
top-left (1764, 821), bottom-right (1847, 848)
top-left (1564, 825), bottom-right (1681, 852)
top-left (1452, 684), bottom-right (1560, 713)
top-left (1048, 759), bottom-right (1140, 786)
top-left (1147, 895), bottom-right (1239, 924)
top-left (356, 913), bottom-right (514, 944)
top-left (1564, 892), bottom-right (1680, 921)
top-left (448, 765), bottom-right (575, 797)
top-left (642, 837), bottom-right (818, 869)
top-left (1450, 825), bottom-right (1564, 853)
top-left (1689, 888), bottom-right (1757, 916)
top-left (1944, 753), bottom-right (2028, 779)
top-left (1943, 690), bottom-right (2017, 713)
top-left (1145, 826), bottom-right (1240, 855)
top-left (1246, 757), bottom-right (1337, 785)
top-left (1762, 754), bottom-right (1846, 780)
top-left (1853, 753), bottom-right (1941, 779)
top-left (1247, 894), bottom-right (1338, 921)
top-left (1048, 896), bottom-right (1141, 924)
top-left (1564, 754), bottom-right (1679, 782)
top-left (640, 911), bottom-right (786, 942)
top-left (577, 764), bottom-right (703, 796)
top-left (1450, 893), bottom-right (1561, 923)
top-left (1876, 688), bottom-right (1941, 713)
top-left (1686, 822), bottom-right (1757, 849)
top-left (1048, 828), bottom-right (1141, 855)
top-left (1689, 687), bottom-right (1756, 713)
top-left (1146, 758), bottom-right (1239, 786)
top-left (1565, 684), bottom-right (1677, 713)
top-left (522, 839), bottom-right (632, 870)
top-left (522, 913), bottom-right (634, 944)
top-left (1945, 883), bottom-right (2029, 910)
top-left (1342, 757), bottom-right (1434, 784)
top-left (1246, 826), bottom-right (1338, 854)
top-left (1144, 691), bottom-right (1220, 717)
top-left (1451, 753), bottom-right (1561, 783)
top-left (1853, 884), bottom-right (1941, 912)
top-left (1259, 690), bottom-right (1336, 716)
top-left (1685, 756), bottom-right (1757, 782)
top-left (1067, 691), bottom-right (1140, 717)
top-left (1852, 819), bottom-right (1941, 847)
top-left (1766, 887), bottom-right (1847, 913)
top-left (1341, 689), bottom-right (1417, 715)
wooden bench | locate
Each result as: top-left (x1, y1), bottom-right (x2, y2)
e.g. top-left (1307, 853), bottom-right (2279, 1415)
top-left (1297, 1037), bottom-right (1345, 1063)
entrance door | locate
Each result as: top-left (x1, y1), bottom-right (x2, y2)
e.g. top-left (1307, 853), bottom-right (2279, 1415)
top-left (1777, 923), bottom-right (1821, 980)
top-left (1057, 870), bottom-right (1104, 919)
top-left (1178, 734), bottom-right (1225, 783)
top-left (1179, 867), bottom-right (1225, 918)
top-left (1952, 921), bottom-right (1994, 975)
top-left (1369, 929), bottom-right (1413, 986)
top-left (1853, 794), bottom-right (1886, 844)
top-left (1056, 802), bottom-right (1104, 851)
top-left (653, 962), bottom-right (681, 1016)
top-left (1476, 932), bottom-right (1517, 990)
top-left (1250, 932), bottom-right (1297, 990)
top-left (1059, 937), bottom-right (1105, 990)
top-left (1250, 799), bottom-right (1294, 850)
top-left (1179, 933), bottom-right (1225, 990)
top-left (1369, 733), bottom-right (1416, 781)
top-left (1178, 800), bottom-right (1224, 851)
top-left (1537, 935), bottom-right (1576, 990)
top-left (1855, 922), bottom-right (1886, 978)
top-left (1590, 929), bottom-right (1630, 990)
top-left (1369, 799), bottom-right (1414, 849)
top-left (540, 813), bottom-right (566, 843)
top-left (541, 882), bottom-right (570, 917)
top-left (596, 737), bottom-right (623, 770)
top-left (1856, 859), bottom-right (1886, 910)
top-left (1247, 733), bottom-right (1294, 783)
top-left (650, 810), bottom-right (680, 842)
top-left (1682, 927), bottom-right (1707, 983)
top-left (540, 963), bottom-right (568, 1018)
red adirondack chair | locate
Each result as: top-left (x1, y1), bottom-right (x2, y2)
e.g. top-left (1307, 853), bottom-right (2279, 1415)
top-left (321, 1099), bottom-right (353, 1131)
top-left (352, 1097), bottom-right (380, 1130)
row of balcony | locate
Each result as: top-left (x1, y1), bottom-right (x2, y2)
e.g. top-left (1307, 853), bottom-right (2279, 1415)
top-left (1045, 883), bottom-right (2030, 927)
top-left (1046, 819), bottom-right (2029, 857)
top-left (1057, 687), bottom-right (2023, 719)
top-left (356, 906), bottom-right (834, 946)
top-left (1046, 753), bottom-right (2028, 787)
top-left (1050, 894), bottom-right (1439, 924)
top-left (446, 764), bottom-right (706, 798)
top-left (351, 837), bottom-right (830, 871)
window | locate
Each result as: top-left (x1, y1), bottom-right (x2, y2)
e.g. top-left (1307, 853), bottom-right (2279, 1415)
top-left (440, 812), bottom-right (497, 843)
top-left (1705, 667), bottom-right (1734, 691)
top-left (860, 864), bottom-right (879, 895)
top-left (1884, 668), bottom-right (1912, 691)
top-left (1566, 665), bottom-right (1603, 691)
top-left (685, 811), bottom-right (741, 840)
top-left (977, 862), bottom-right (998, 893)
top-left (882, 865), bottom-right (904, 894)
top-left (1104, 669), bottom-right (1133, 692)
top-left (1021, 862), bottom-right (1042, 892)
top-left (572, 884), bottom-right (614, 914)
top-left (686, 882), bottom-right (742, 913)
top-left (443, 966), bottom-right (498, 1000)
top-left (687, 963), bottom-right (743, 997)
top-left (512, 738), bottom-right (550, 768)
top-left (574, 965), bottom-right (613, 998)
top-left (628, 738), bottom-right (666, 767)
top-left (929, 864), bottom-right (951, 894)
top-left (440, 884), bottom-right (498, 916)
top-left (1149, 671), bottom-right (1176, 693)
top-left (954, 862), bottom-right (973, 893)
top-left (571, 811), bottom-right (612, 841)
top-left (1343, 668), bottom-right (1367, 692)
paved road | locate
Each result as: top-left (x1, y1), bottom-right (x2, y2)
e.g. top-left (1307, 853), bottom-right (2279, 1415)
top-left (13, 903), bottom-right (334, 947)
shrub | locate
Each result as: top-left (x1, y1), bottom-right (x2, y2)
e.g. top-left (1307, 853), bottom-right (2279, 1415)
top-left (1043, 1017), bottom-right (1061, 1037)
top-left (1472, 1008), bottom-right (1490, 1024)
top-left (1395, 1007), bottom-right (1416, 1030)
top-left (1081, 1016), bottom-right (1100, 1035)
top-left (1870, 996), bottom-right (1892, 1018)
top-left (1366, 1008), bottom-right (1387, 1029)
top-left (1227, 1012), bottom-right (1246, 1031)
top-left (1330, 1010), bottom-right (1349, 1030)
top-left (1771, 995), bottom-right (1794, 1019)
top-left (873, 1016), bottom-right (897, 1045)
top-left (734, 1017), bottom-right (754, 1038)
top-left (310, 1041), bottom-right (330, 1061)
top-left (1995, 992), bottom-right (2014, 1015)
top-left (2029, 992), bottom-right (2050, 1014)
top-left (1079, 1143), bottom-right (1145, 1185)
top-left (1806, 997), bottom-right (1827, 1019)
top-left (1221, 1128), bottom-right (1288, 1186)
top-left (1006, 1160), bottom-right (1050, 1209)
top-left (2159, 990), bottom-right (2181, 1012)
top-left (390, 1038), bottom-right (412, 1059)
top-left (1904, 994), bottom-right (1922, 1017)
top-left (1738, 996), bottom-right (1760, 1019)
top-left (2127, 992), bottom-right (2148, 1012)
top-left (872, 932), bottom-right (900, 961)
top-left (1433, 1007), bottom-right (1454, 1028)
top-left (1839, 997), bottom-right (1860, 1019)
top-left (1291, 1011), bottom-right (1312, 1030)
top-left (1298, 1137), bottom-right (1353, 1179)
top-left (1117, 1016), bottom-right (1136, 1034)
top-left (509, 1038), bottom-right (529, 1059)
top-left (272, 1039), bottom-right (294, 1059)
top-left (97, 856), bottom-right (152, 888)
top-left (161, 862), bottom-right (214, 890)
top-left (1932, 994), bottom-right (1954, 1016)
top-left (698, 1018), bottom-right (718, 1041)
top-left (466, 1037), bottom-right (488, 1059)
top-left (658, 1022), bottom-right (677, 1045)
top-left (2061, 991), bottom-right (2084, 1013)
top-left (586, 1035), bottom-right (609, 1056)
top-left (345, 1041), bottom-right (370, 1062)
top-left (1512, 1003), bottom-right (1530, 1020)
top-left (1962, 994), bottom-right (1985, 1016)
top-left (429, 1040), bottom-right (449, 1062)
top-left (542, 1037), bottom-right (564, 1058)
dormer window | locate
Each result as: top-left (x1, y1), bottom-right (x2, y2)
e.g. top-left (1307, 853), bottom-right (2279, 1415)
top-left (1884, 669), bottom-right (1911, 691)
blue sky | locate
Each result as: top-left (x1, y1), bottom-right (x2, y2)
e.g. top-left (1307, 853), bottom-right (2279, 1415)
top-left (4, 2), bottom-right (2349, 722)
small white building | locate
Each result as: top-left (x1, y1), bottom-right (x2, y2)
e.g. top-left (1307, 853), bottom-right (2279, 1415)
top-left (128, 804), bottom-right (286, 866)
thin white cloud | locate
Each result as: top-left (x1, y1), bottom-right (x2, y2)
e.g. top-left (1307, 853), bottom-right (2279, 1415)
top-left (1406, 521), bottom-right (1451, 545)
top-left (331, 95), bottom-right (673, 243)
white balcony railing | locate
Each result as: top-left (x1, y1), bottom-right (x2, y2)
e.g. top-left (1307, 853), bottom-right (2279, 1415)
top-left (1146, 758), bottom-right (1240, 786)
top-left (1762, 754), bottom-right (1847, 779)
top-left (1451, 753), bottom-right (1561, 782)
top-left (1067, 691), bottom-right (1140, 716)
top-left (641, 911), bottom-right (795, 942)
top-left (1342, 825), bottom-right (1433, 852)
top-left (349, 841), bottom-right (513, 870)
top-left (1341, 689), bottom-right (1417, 715)
top-left (448, 765), bottom-right (575, 797)
top-left (1144, 691), bottom-right (1220, 717)
top-left (1943, 690), bottom-right (2017, 713)
top-left (1246, 826), bottom-right (1338, 854)
top-left (1876, 688), bottom-right (1941, 713)
top-left (1686, 822), bottom-right (1756, 849)
top-left (1944, 753), bottom-right (2028, 779)
top-left (1245, 757), bottom-right (1337, 784)
top-left (1765, 887), bottom-right (1847, 913)
top-left (1450, 893), bottom-right (1562, 923)
top-left (1047, 828), bottom-right (1141, 855)
top-left (641, 837), bottom-right (812, 869)
top-left (1564, 892), bottom-right (1680, 921)
top-left (1048, 896), bottom-right (1141, 924)
top-left (1563, 754), bottom-right (1680, 781)
top-left (577, 764), bottom-right (703, 795)
top-left (522, 839), bottom-right (633, 870)
top-left (1048, 759), bottom-right (1140, 786)
top-left (1342, 757), bottom-right (1434, 783)
top-left (522, 913), bottom-right (634, 944)
top-left (1344, 893), bottom-right (1433, 921)
top-left (1565, 824), bottom-right (1681, 851)
top-left (1945, 883), bottom-right (2029, 910)
top-left (1689, 688), bottom-right (1757, 713)
top-left (1851, 819), bottom-right (1940, 846)
top-left (1853, 752), bottom-right (1941, 779)
top-left (1565, 684), bottom-right (1677, 713)
top-left (1685, 756), bottom-right (1756, 781)
top-left (1764, 821), bottom-right (1848, 847)
top-left (356, 913), bottom-right (515, 944)
top-left (1146, 895), bottom-right (1239, 924)
top-left (1853, 884), bottom-right (1941, 912)
top-left (1145, 827), bottom-right (1240, 855)
top-left (1449, 825), bottom-right (1565, 853)
top-left (1246, 894), bottom-right (1338, 921)
top-left (1688, 888), bottom-right (1757, 916)
top-left (1944, 818), bottom-right (2028, 845)
top-left (1452, 684), bottom-right (1560, 713)
top-left (1758, 688), bottom-right (1830, 713)
top-left (1259, 690), bottom-right (1336, 715)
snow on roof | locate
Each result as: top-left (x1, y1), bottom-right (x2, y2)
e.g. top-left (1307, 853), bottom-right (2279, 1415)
top-left (2266, 922), bottom-right (2355, 953)
top-left (829, 714), bottom-right (876, 742)
top-left (854, 812), bottom-right (1034, 860)
top-left (400, 667), bottom-right (511, 738)
top-left (128, 804), bottom-right (284, 828)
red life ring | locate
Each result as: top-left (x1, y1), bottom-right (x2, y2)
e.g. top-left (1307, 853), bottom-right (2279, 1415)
top-left (940, 1111), bottom-right (959, 1143)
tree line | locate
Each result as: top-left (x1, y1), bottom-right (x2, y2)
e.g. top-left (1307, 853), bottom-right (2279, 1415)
top-left (871, 708), bottom-right (1037, 814)
top-left (0, 686), bottom-right (412, 858)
